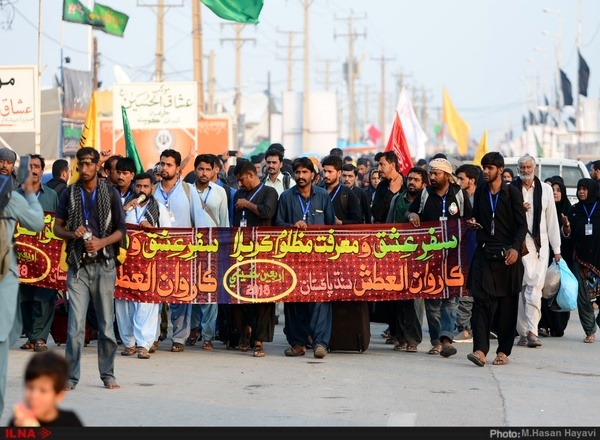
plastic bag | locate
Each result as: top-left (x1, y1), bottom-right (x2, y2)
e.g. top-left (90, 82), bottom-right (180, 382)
top-left (542, 261), bottom-right (561, 299)
top-left (549, 259), bottom-right (578, 312)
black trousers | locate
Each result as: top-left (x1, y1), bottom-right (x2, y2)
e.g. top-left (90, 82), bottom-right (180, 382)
top-left (471, 292), bottom-right (518, 357)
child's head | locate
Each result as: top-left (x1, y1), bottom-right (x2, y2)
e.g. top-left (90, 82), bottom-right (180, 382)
top-left (23, 351), bottom-right (69, 420)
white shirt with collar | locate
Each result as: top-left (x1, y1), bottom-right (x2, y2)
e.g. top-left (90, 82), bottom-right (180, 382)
top-left (263, 171), bottom-right (295, 197)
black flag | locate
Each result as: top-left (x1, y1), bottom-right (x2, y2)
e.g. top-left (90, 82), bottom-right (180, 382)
top-left (560, 69), bottom-right (573, 106)
top-left (579, 51), bottom-right (590, 97)
top-left (529, 110), bottom-right (537, 126)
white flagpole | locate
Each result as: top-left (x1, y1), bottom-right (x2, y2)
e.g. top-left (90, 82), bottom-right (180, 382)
top-left (36, 0), bottom-right (43, 155)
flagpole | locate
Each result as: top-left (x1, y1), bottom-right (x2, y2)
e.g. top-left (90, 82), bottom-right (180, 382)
top-left (87, 0), bottom-right (93, 71)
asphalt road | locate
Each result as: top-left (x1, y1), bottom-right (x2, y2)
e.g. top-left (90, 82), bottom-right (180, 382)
top-left (1, 307), bottom-right (598, 430)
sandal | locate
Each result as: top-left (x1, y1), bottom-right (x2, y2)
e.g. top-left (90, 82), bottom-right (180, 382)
top-left (467, 350), bottom-right (486, 367)
top-left (185, 327), bottom-right (200, 346)
top-left (33, 340), bottom-right (48, 352)
top-left (121, 345), bottom-right (137, 356)
top-left (492, 352), bottom-right (509, 365)
top-left (284, 345), bottom-right (306, 357)
top-left (202, 340), bottom-right (214, 350)
top-left (171, 343), bottom-right (184, 352)
top-left (239, 326), bottom-right (252, 352)
top-left (406, 344), bottom-right (418, 353)
top-left (428, 345), bottom-right (442, 355)
top-left (393, 343), bottom-right (407, 351)
top-left (584, 334), bottom-right (596, 343)
top-left (253, 344), bottom-right (265, 357)
top-left (20, 341), bottom-right (35, 350)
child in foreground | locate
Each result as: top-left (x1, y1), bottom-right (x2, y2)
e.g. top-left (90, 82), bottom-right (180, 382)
top-left (9, 351), bottom-right (83, 427)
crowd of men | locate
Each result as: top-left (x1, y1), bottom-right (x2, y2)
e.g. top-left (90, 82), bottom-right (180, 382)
top-left (1, 143), bottom-right (599, 419)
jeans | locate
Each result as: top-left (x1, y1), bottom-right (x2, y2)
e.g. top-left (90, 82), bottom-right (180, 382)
top-left (574, 261), bottom-right (600, 336)
top-left (65, 260), bottom-right (118, 388)
top-left (424, 298), bottom-right (458, 345)
top-left (455, 297), bottom-right (474, 333)
top-left (170, 304), bottom-right (192, 345)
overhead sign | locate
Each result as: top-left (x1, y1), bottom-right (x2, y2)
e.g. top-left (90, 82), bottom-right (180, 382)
top-left (112, 82), bottom-right (198, 130)
top-left (0, 65), bottom-right (39, 133)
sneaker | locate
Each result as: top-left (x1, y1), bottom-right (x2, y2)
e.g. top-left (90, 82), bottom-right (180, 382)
top-left (454, 330), bottom-right (473, 343)
top-left (314, 344), bottom-right (327, 359)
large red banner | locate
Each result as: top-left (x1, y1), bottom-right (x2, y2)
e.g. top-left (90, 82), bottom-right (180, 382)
top-left (15, 215), bottom-right (469, 304)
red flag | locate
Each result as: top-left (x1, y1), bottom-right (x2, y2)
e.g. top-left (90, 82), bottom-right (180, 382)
top-left (384, 112), bottom-right (414, 176)
top-left (367, 124), bottom-right (381, 145)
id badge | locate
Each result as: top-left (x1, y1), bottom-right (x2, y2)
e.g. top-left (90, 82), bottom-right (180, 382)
top-left (240, 218), bottom-right (248, 227)
top-left (168, 210), bottom-right (175, 223)
top-left (439, 216), bottom-right (448, 221)
top-left (585, 223), bottom-right (593, 235)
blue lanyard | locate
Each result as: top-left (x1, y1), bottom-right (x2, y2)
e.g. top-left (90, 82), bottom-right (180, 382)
top-left (583, 201), bottom-right (597, 224)
top-left (330, 184), bottom-right (342, 203)
top-left (201, 186), bottom-right (212, 204)
top-left (157, 180), bottom-right (180, 210)
top-left (135, 204), bottom-right (148, 224)
top-left (441, 187), bottom-right (449, 218)
top-left (81, 187), bottom-right (97, 228)
top-left (297, 194), bottom-right (311, 222)
top-left (242, 184), bottom-right (264, 219)
top-left (488, 189), bottom-right (499, 235)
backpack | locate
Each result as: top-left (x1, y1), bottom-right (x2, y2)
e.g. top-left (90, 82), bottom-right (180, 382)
top-left (0, 174), bottom-right (14, 281)
top-left (261, 172), bottom-right (292, 190)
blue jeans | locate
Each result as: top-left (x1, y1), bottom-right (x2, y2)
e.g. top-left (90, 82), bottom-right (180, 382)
top-left (65, 260), bottom-right (118, 388)
top-left (170, 304), bottom-right (192, 345)
top-left (424, 298), bottom-right (458, 345)
top-left (189, 303), bottom-right (218, 341)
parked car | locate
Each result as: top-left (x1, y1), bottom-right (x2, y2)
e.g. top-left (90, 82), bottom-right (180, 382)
top-left (503, 157), bottom-right (591, 205)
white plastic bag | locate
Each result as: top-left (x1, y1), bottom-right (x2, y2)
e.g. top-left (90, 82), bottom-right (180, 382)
top-left (542, 261), bottom-right (561, 299)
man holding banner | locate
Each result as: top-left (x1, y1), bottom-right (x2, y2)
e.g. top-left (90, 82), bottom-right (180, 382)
top-left (275, 157), bottom-right (336, 359)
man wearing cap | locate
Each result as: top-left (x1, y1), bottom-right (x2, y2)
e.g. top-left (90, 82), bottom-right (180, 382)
top-left (406, 158), bottom-right (472, 358)
top-left (0, 148), bottom-right (20, 190)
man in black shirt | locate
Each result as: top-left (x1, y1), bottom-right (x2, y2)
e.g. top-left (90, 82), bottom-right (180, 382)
top-left (371, 151), bottom-right (404, 223)
top-left (46, 159), bottom-right (69, 198)
top-left (466, 152), bottom-right (527, 367)
top-left (406, 158), bottom-right (472, 359)
top-left (231, 159), bottom-right (279, 357)
top-left (342, 163), bottom-right (371, 223)
top-left (320, 155), bottom-right (362, 224)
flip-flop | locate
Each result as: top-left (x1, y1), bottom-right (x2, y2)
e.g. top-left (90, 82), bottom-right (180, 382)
top-left (440, 345), bottom-right (457, 357)
top-left (467, 351), bottom-right (486, 367)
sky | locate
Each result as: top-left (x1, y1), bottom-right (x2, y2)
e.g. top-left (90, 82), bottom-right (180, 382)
top-left (1, 0), bottom-right (599, 152)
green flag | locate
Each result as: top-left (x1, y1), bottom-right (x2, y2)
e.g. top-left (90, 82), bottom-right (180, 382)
top-left (533, 131), bottom-right (544, 157)
top-left (122, 106), bottom-right (144, 175)
top-left (201, 0), bottom-right (264, 24)
top-left (63, 0), bottom-right (104, 28)
top-left (93, 3), bottom-right (129, 37)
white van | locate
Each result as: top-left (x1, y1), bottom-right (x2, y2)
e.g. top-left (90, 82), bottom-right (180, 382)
top-left (503, 157), bottom-right (590, 205)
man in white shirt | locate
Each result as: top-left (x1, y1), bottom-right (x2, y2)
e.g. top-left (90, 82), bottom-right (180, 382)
top-left (186, 154), bottom-right (229, 349)
top-left (153, 149), bottom-right (208, 353)
top-left (512, 155), bottom-right (561, 349)
top-left (118, 172), bottom-right (172, 359)
top-left (262, 147), bottom-right (295, 197)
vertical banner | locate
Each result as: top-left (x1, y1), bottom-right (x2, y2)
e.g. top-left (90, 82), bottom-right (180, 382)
top-left (61, 67), bottom-right (94, 156)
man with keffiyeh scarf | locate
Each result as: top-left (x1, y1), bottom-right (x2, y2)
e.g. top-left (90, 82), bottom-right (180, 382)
top-left (116, 172), bottom-right (172, 359)
top-left (53, 147), bottom-right (127, 391)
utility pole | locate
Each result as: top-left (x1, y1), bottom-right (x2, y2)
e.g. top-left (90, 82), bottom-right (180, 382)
top-left (207, 49), bottom-right (215, 114)
top-left (92, 37), bottom-right (99, 91)
top-left (421, 85), bottom-right (432, 132)
top-left (371, 54), bottom-right (394, 149)
top-left (300, 0), bottom-right (313, 153)
top-left (221, 23), bottom-right (256, 149)
top-left (335, 13), bottom-right (366, 144)
top-left (276, 30), bottom-right (302, 91)
top-left (155, 0), bottom-right (165, 82)
top-left (316, 58), bottom-right (337, 91)
top-left (192, 0), bottom-right (204, 114)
